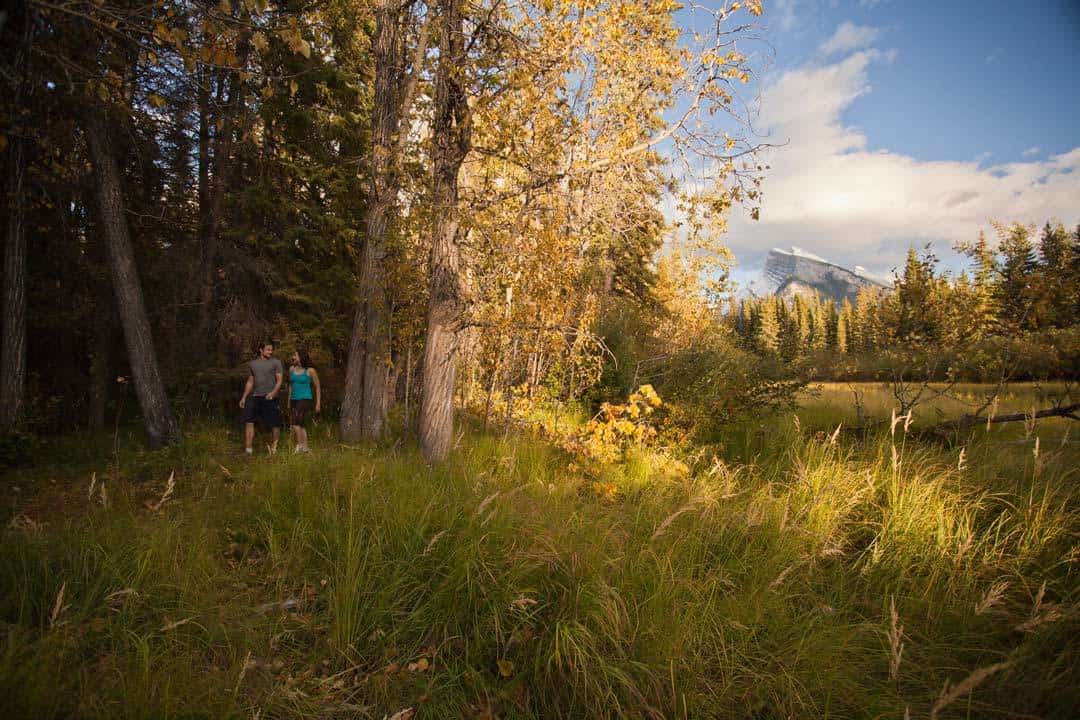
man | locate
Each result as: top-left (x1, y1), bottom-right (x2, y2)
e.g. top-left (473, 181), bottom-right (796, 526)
top-left (239, 340), bottom-right (284, 454)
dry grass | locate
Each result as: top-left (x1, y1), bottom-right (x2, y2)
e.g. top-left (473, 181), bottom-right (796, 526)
top-left (1, 391), bottom-right (1077, 718)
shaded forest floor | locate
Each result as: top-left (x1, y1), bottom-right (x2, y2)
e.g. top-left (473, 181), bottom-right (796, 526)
top-left (1, 387), bottom-right (1078, 719)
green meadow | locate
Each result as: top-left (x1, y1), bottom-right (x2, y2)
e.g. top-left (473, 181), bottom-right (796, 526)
top-left (2, 384), bottom-right (1077, 719)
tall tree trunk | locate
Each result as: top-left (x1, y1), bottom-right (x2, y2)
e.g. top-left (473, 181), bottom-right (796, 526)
top-left (194, 48), bottom-right (249, 343)
top-left (197, 71), bottom-right (210, 213)
top-left (0, 133), bottom-right (27, 432)
top-left (84, 106), bottom-right (179, 448)
top-left (0, 1), bottom-right (33, 433)
top-left (419, 0), bottom-right (471, 462)
top-left (403, 343), bottom-right (413, 432)
top-left (340, 79), bottom-right (395, 441)
top-left (359, 217), bottom-right (392, 438)
top-left (87, 297), bottom-right (112, 432)
top-left (341, 1), bottom-right (429, 441)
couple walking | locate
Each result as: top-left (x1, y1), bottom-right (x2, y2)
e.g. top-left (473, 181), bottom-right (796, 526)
top-left (239, 340), bottom-right (321, 455)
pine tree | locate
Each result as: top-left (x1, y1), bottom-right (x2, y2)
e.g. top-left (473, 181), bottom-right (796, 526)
top-left (967, 230), bottom-right (999, 337)
top-left (995, 223), bottom-right (1037, 331)
top-left (756, 296), bottom-right (780, 355)
top-left (896, 247), bottom-right (938, 342)
top-left (810, 296), bottom-right (828, 352)
top-left (944, 272), bottom-right (978, 345)
top-left (777, 298), bottom-right (801, 362)
top-left (793, 295), bottom-right (811, 356)
top-left (735, 299), bottom-right (755, 347)
top-left (823, 299), bottom-right (838, 350)
top-left (853, 286), bottom-right (881, 353)
top-left (1072, 225), bottom-right (1080, 319)
top-left (836, 300), bottom-right (851, 354)
top-left (1037, 222), bottom-right (1073, 328)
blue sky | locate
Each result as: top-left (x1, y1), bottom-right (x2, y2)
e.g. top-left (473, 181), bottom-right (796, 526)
top-left (776, 0), bottom-right (1080, 163)
top-left (692, 0), bottom-right (1080, 287)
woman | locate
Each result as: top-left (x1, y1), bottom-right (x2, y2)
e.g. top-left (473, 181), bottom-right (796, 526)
top-left (286, 349), bottom-right (321, 453)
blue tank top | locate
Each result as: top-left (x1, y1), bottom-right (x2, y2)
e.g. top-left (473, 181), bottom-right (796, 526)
top-left (290, 368), bottom-right (314, 400)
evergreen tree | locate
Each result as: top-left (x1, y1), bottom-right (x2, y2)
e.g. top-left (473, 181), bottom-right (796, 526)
top-left (836, 300), bottom-right (851, 354)
top-left (895, 246), bottom-right (939, 343)
top-left (965, 230), bottom-right (999, 337)
top-left (756, 296), bottom-right (779, 355)
top-left (995, 223), bottom-right (1037, 331)
top-left (823, 299), bottom-right (838, 350)
top-left (1036, 222), bottom-right (1073, 328)
top-left (1073, 225), bottom-right (1080, 319)
top-left (809, 296), bottom-right (828, 352)
top-left (852, 286), bottom-right (881, 353)
top-left (944, 272), bottom-right (980, 345)
top-left (776, 298), bottom-right (801, 362)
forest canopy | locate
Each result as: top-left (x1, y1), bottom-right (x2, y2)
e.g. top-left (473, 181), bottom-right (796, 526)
top-left (1, 0), bottom-right (1076, 458)
top-left (0, 0), bottom-right (767, 457)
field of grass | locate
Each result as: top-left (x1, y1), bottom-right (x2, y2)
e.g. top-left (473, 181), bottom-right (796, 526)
top-left (801, 382), bottom-right (1075, 434)
top-left (1, 384), bottom-right (1077, 718)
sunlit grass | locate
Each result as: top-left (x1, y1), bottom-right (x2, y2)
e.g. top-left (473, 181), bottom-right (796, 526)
top-left (1, 389), bottom-right (1077, 718)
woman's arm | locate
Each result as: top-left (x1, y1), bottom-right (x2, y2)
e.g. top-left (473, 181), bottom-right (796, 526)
top-left (286, 370), bottom-right (292, 405)
top-left (310, 368), bottom-right (321, 412)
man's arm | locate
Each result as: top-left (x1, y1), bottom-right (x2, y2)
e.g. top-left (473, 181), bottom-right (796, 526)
top-left (267, 363), bottom-right (283, 400)
top-left (310, 368), bottom-right (321, 412)
top-left (239, 373), bottom-right (253, 408)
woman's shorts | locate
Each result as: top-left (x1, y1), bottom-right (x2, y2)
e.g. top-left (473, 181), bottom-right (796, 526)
top-left (291, 399), bottom-right (314, 426)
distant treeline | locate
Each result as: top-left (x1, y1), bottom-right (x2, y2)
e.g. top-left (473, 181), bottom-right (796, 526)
top-left (728, 222), bottom-right (1080, 381)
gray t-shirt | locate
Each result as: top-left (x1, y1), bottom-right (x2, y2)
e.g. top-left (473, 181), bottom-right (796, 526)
top-left (249, 357), bottom-right (283, 396)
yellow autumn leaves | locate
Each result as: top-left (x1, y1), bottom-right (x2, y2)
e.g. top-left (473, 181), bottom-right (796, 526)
top-left (566, 384), bottom-right (664, 465)
top-left (560, 384), bottom-right (691, 501)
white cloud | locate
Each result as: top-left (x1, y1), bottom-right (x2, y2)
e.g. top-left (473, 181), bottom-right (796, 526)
top-left (819, 22), bottom-right (880, 56)
top-left (1022, 146), bottom-right (1041, 157)
top-left (725, 49), bottom-right (1080, 276)
top-left (859, 0), bottom-right (888, 8)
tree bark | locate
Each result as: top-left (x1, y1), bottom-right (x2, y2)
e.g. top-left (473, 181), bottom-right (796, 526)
top-left (84, 106), bottom-right (179, 448)
top-left (87, 298), bottom-right (112, 432)
top-left (341, 1), bottom-right (430, 441)
top-left (194, 47), bottom-right (249, 343)
top-left (340, 2), bottom-right (398, 441)
top-left (0, 134), bottom-right (28, 433)
top-left (419, 0), bottom-right (471, 462)
top-left (0, 2), bottom-right (33, 433)
top-left (197, 71), bottom-right (210, 213)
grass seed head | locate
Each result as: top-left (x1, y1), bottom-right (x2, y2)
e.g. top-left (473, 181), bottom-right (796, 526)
top-left (888, 595), bottom-right (904, 681)
top-left (930, 662), bottom-right (1012, 719)
top-left (49, 582), bottom-right (67, 630)
top-left (975, 580), bottom-right (1009, 615)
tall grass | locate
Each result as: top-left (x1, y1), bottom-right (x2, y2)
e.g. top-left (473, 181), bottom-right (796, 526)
top-left (1, 390), bottom-right (1077, 718)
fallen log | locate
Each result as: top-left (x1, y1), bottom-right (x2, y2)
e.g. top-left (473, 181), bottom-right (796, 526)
top-left (841, 403), bottom-right (1079, 440)
top-left (944, 403), bottom-right (1080, 431)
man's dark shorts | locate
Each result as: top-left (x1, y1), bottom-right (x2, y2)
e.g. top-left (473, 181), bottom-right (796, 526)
top-left (243, 395), bottom-right (283, 428)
